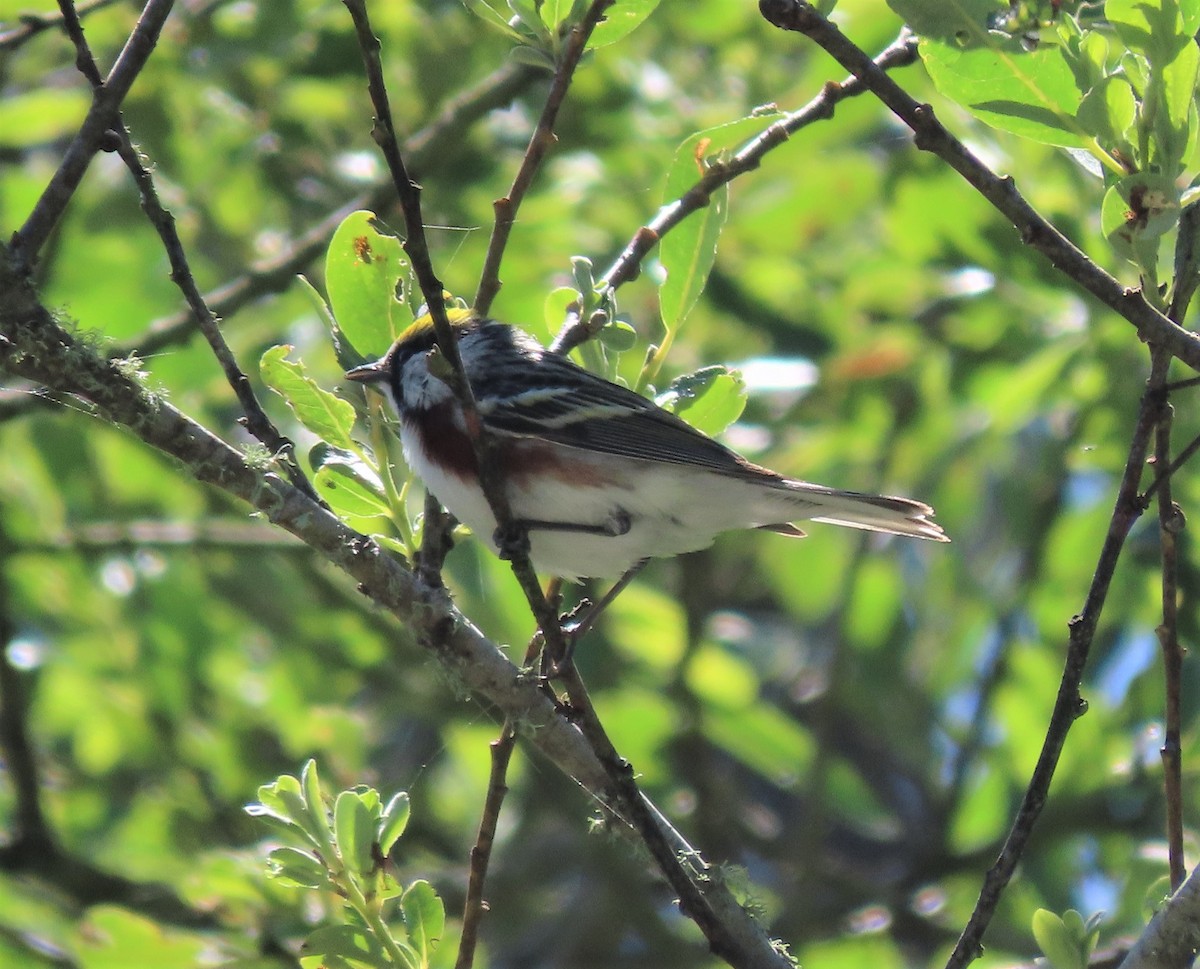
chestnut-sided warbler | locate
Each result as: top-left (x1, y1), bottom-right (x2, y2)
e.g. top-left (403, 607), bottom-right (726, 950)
top-left (346, 315), bottom-right (947, 578)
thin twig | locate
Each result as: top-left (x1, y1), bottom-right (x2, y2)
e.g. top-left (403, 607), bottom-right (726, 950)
top-left (342, 0), bottom-right (519, 547)
top-left (54, 0), bottom-right (104, 85)
top-left (455, 722), bottom-right (517, 969)
top-left (49, 0), bottom-right (319, 501)
top-left (552, 30), bottom-right (920, 354)
top-left (552, 662), bottom-right (763, 965)
top-left (11, 0), bottom-right (176, 268)
top-left (0, 0), bottom-right (117, 52)
top-left (943, 353), bottom-right (1167, 969)
top-left (1143, 430), bottom-right (1200, 502)
top-left (1152, 387), bottom-right (1186, 890)
top-left (473, 0), bottom-right (616, 315)
top-left (756, 0), bottom-right (1200, 375)
top-left (1157, 206), bottom-right (1200, 891)
top-left (122, 59), bottom-right (540, 359)
top-left (342, 0), bottom-right (567, 675)
top-left (117, 136), bottom-right (319, 499)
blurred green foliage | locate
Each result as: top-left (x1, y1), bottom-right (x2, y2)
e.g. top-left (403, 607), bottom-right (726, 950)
top-left (1, 0), bottom-right (1198, 967)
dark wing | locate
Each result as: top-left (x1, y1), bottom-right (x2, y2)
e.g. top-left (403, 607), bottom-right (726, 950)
top-left (473, 338), bottom-right (773, 479)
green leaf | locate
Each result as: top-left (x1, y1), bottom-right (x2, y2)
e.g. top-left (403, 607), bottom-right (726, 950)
top-left (1059, 17), bottom-right (1108, 92)
top-left (1076, 75), bottom-right (1137, 150)
top-left (508, 0), bottom-right (552, 45)
top-left (378, 792), bottom-right (411, 855)
top-left (460, 0), bottom-right (521, 39)
top-left (267, 846), bottom-right (329, 889)
top-left (1106, 0), bottom-right (1193, 63)
top-left (301, 760), bottom-right (333, 845)
top-left (597, 319), bottom-right (638, 352)
top-left (325, 210), bottom-right (413, 359)
top-left (252, 773), bottom-right (305, 826)
top-left (891, 0), bottom-right (1096, 146)
top-left (251, 773), bottom-right (325, 847)
top-left (314, 465), bottom-right (389, 519)
top-left (588, 0), bottom-right (662, 48)
top-left (334, 790), bottom-right (376, 877)
top-left (570, 255), bottom-right (596, 296)
top-left (887, 0), bottom-right (1005, 42)
top-left (1061, 908), bottom-right (1086, 939)
top-left (1157, 39), bottom-right (1199, 171)
top-left (509, 44), bottom-right (556, 69)
top-left (543, 285), bottom-right (579, 330)
top-left (921, 41), bottom-right (1090, 147)
top-left (1032, 908), bottom-right (1083, 969)
top-left (312, 446), bottom-right (389, 519)
top-left (401, 880), bottom-right (444, 968)
top-left (300, 924), bottom-right (388, 969)
top-left (656, 366), bottom-right (747, 436)
top-left (260, 346), bottom-right (357, 451)
top-left (660, 115), bottom-right (778, 329)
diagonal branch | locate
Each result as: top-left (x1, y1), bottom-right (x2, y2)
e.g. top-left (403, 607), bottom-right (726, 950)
top-left (11, 0), bottom-right (175, 268)
top-left (0, 0), bottom-right (118, 52)
top-left (756, 0), bottom-right (1200, 375)
top-left (943, 352), bottom-right (1166, 969)
top-left (473, 0), bottom-right (616, 315)
top-left (48, 0), bottom-right (318, 500)
top-left (553, 29), bottom-right (920, 354)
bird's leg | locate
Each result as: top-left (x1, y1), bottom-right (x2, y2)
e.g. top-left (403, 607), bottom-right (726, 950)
top-left (550, 558), bottom-right (649, 675)
top-left (493, 509), bottom-right (631, 561)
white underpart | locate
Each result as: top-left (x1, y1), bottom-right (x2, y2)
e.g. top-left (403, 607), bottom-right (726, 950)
top-left (399, 418), bottom-right (784, 578)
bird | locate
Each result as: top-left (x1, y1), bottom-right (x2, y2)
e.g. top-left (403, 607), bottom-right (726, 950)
top-left (345, 314), bottom-right (948, 579)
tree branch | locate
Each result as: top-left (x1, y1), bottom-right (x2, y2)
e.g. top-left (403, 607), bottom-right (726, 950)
top-left (473, 0), bottom-right (616, 315)
top-left (1117, 864), bottom-right (1200, 969)
top-left (0, 0), bottom-right (117, 53)
top-left (756, 0), bottom-right (1200, 375)
top-left (11, 0), bottom-right (175, 267)
top-left (48, 0), bottom-right (318, 500)
top-left (553, 29), bottom-right (919, 354)
top-left (454, 723), bottom-right (517, 969)
top-left (1153, 391), bottom-right (1186, 891)
top-left (944, 352), bottom-right (1165, 969)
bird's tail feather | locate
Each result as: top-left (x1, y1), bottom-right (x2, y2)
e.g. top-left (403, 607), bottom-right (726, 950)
top-left (761, 481), bottom-right (949, 543)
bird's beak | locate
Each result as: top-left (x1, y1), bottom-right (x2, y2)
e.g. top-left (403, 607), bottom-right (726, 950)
top-left (344, 360), bottom-right (387, 384)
